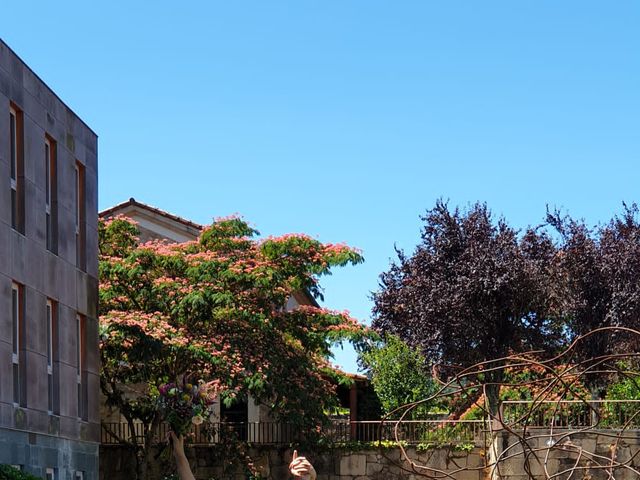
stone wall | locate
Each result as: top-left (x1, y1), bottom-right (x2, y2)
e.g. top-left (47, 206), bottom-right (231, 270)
top-left (100, 444), bottom-right (485, 480)
top-left (0, 428), bottom-right (98, 479)
top-left (489, 429), bottom-right (640, 480)
top-left (101, 430), bottom-right (640, 480)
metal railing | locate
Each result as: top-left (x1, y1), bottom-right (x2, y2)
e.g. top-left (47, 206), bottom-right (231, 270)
top-left (101, 419), bottom-right (487, 446)
top-left (331, 419), bottom-right (487, 445)
top-left (501, 399), bottom-right (640, 429)
top-left (101, 421), bottom-right (306, 445)
top-left (101, 401), bottom-right (640, 447)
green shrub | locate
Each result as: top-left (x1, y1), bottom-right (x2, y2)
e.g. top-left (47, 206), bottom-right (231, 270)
top-left (0, 465), bottom-right (40, 480)
top-left (359, 334), bottom-right (439, 419)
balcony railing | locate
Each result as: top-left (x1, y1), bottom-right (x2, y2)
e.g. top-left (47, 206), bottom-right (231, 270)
top-left (101, 401), bottom-right (640, 447)
top-left (500, 399), bottom-right (640, 429)
top-left (101, 419), bottom-right (487, 446)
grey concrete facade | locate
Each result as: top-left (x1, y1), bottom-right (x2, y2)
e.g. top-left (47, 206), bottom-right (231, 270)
top-left (0, 40), bottom-right (99, 479)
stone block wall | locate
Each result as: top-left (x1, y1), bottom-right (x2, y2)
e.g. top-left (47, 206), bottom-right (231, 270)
top-left (100, 445), bottom-right (485, 480)
top-left (100, 430), bottom-right (640, 480)
top-left (490, 429), bottom-right (640, 480)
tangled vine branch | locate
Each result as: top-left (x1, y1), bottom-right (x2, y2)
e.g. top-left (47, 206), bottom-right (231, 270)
top-left (378, 327), bottom-right (640, 479)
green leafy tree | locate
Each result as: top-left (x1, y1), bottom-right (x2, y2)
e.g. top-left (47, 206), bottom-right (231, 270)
top-left (607, 374), bottom-right (640, 400)
top-left (99, 216), bottom-right (368, 479)
top-left (360, 334), bottom-right (437, 418)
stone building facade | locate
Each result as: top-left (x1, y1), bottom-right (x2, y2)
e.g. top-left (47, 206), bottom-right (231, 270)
top-left (0, 40), bottom-right (99, 478)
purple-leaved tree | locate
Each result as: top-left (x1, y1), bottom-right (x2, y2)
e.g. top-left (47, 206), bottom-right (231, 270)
top-left (372, 201), bottom-right (560, 415)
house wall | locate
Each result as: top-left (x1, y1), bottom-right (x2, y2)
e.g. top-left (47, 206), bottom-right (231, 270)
top-left (0, 40), bottom-right (99, 478)
top-left (106, 206), bottom-right (201, 244)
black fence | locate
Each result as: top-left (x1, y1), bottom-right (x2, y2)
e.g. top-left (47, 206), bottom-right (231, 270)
top-left (101, 419), bottom-right (487, 446)
top-left (501, 400), bottom-right (640, 429)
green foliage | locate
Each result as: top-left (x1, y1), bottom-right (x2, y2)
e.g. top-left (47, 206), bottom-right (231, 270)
top-left (0, 466), bottom-right (40, 480)
top-left (330, 440), bottom-right (408, 451)
top-left (360, 335), bottom-right (437, 418)
top-left (330, 439), bottom-right (475, 453)
top-left (606, 374), bottom-right (640, 400)
top-left (499, 365), bottom-right (590, 403)
top-left (99, 215), bottom-right (370, 478)
top-left (458, 405), bottom-right (484, 421)
top-left (601, 370), bottom-right (640, 428)
top-left (416, 442), bottom-right (475, 453)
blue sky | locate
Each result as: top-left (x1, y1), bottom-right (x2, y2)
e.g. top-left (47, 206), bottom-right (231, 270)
top-left (3, 1), bottom-right (639, 372)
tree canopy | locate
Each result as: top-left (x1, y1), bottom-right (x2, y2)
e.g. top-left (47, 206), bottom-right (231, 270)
top-left (371, 201), bottom-right (560, 414)
top-left (99, 215), bottom-right (368, 479)
top-left (359, 334), bottom-right (437, 418)
top-left (548, 203), bottom-right (640, 396)
top-left (371, 201), bottom-right (640, 414)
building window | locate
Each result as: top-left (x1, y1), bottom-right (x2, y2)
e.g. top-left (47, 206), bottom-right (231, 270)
top-left (45, 468), bottom-right (56, 480)
top-left (46, 299), bottom-right (58, 414)
top-left (45, 136), bottom-right (57, 253)
top-left (9, 106), bottom-right (24, 233)
top-left (11, 282), bottom-right (24, 406)
top-left (75, 162), bottom-right (86, 270)
top-left (76, 315), bottom-right (87, 420)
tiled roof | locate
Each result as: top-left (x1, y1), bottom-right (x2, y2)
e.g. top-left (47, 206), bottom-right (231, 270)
top-left (99, 198), bottom-right (204, 230)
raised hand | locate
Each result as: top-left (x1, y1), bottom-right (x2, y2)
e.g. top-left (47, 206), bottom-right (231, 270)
top-left (169, 432), bottom-right (195, 480)
top-left (289, 449), bottom-right (316, 479)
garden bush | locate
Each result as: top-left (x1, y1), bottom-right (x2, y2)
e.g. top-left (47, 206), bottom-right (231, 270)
top-left (0, 465), bottom-right (40, 480)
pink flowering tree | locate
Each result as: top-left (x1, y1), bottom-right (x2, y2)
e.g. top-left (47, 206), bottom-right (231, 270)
top-left (99, 216), bottom-right (367, 479)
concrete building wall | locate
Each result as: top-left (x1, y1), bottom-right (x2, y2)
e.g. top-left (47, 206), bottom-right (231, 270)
top-left (0, 40), bottom-right (99, 479)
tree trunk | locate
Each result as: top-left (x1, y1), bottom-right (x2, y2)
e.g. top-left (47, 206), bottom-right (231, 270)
top-left (135, 448), bottom-right (145, 480)
top-left (589, 386), bottom-right (603, 427)
top-left (484, 383), bottom-right (501, 418)
top-left (123, 416), bottom-right (144, 480)
top-left (484, 372), bottom-right (504, 480)
top-left (142, 417), bottom-right (161, 480)
top-left (484, 368), bottom-right (504, 418)
top-left (126, 417), bottom-right (157, 480)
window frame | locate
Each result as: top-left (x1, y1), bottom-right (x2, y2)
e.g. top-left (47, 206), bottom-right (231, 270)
top-left (45, 138), bottom-right (51, 214)
top-left (10, 107), bottom-right (17, 188)
top-left (76, 314), bottom-right (87, 420)
top-left (46, 299), bottom-right (56, 414)
top-left (9, 106), bottom-right (19, 231)
top-left (74, 164), bottom-right (80, 235)
top-left (11, 282), bottom-right (21, 406)
top-left (74, 162), bottom-right (86, 270)
top-left (9, 104), bottom-right (25, 233)
top-left (45, 135), bottom-right (57, 252)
